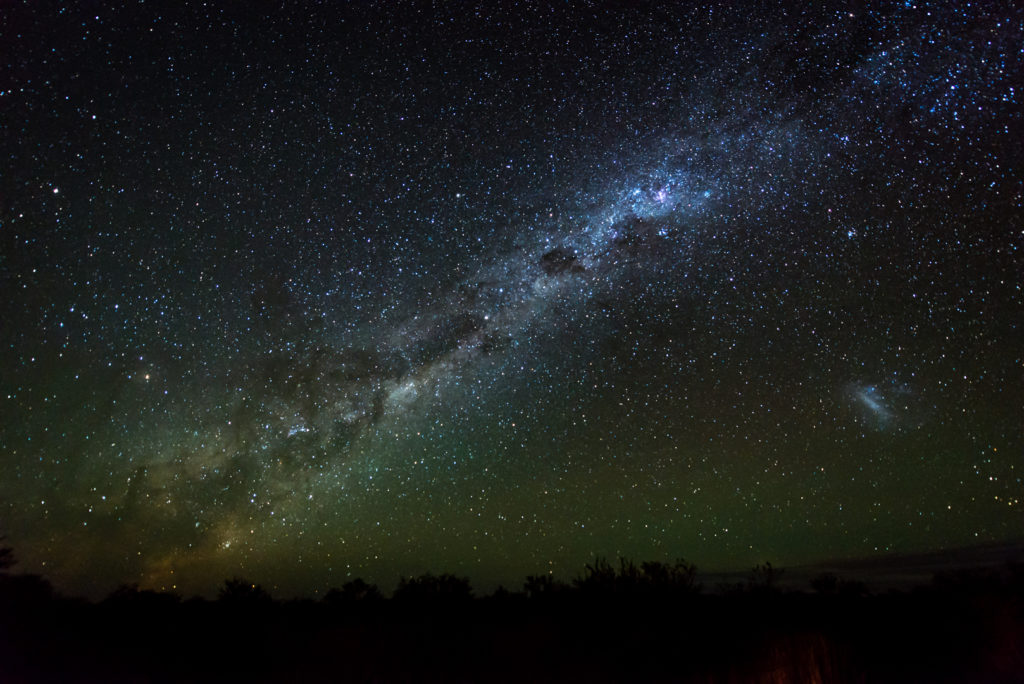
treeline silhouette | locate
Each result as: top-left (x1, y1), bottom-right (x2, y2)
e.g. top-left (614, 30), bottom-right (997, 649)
top-left (1, 545), bottom-right (1022, 683)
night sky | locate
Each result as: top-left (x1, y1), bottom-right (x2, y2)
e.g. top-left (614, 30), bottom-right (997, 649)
top-left (1, 1), bottom-right (1021, 599)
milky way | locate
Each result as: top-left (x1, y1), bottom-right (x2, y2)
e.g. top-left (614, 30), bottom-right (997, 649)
top-left (1, 2), bottom-right (1021, 598)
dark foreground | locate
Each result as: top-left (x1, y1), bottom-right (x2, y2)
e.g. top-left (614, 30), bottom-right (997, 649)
top-left (1, 567), bottom-right (1022, 683)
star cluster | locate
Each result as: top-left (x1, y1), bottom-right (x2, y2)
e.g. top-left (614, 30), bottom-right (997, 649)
top-left (1, 1), bottom-right (1021, 598)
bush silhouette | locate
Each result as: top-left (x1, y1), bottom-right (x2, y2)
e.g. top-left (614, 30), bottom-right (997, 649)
top-left (104, 583), bottom-right (182, 608)
top-left (572, 556), bottom-right (701, 596)
top-left (811, 572), bottom-right (839, 595)
top-left (811, 572), bottom-right (868, 598)
top-left (392, 573), bottom-right (473, 602)
top-left (0, 572), bottom-right (54, 612)
top-left (0, 544), bottom-right (15, 573)
top-left (573, 556), bottom-right (618, 593)
top-left (323, 578), bottom-right (382, 604)
top-left (218, 577), bottom-right (272, 606)
top-left (524, 574), bottom-right (569, 599)
top-left (641, 559), bottom-right (701, 594)
top-left (487, 585), bottom-right (523, 602)
top-left (748, 561), bottom-right (783, 594)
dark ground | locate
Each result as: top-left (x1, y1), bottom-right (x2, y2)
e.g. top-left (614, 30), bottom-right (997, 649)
top-left (2, 563), bottom-right (1022, 683)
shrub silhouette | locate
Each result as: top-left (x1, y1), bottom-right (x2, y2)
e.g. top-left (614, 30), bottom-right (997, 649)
top-left (641, 559), bottom-right (700, 594)
top-left (572, 556), bottom-right (701, 596)
top-left (323, 578), bottom-right (382, 604)
top-left (811, 572), bottom-right (840, 595)
top-left (0, 544), bottom-right (15, 573)
top-left (218, 577), bottom-right (272, 605)
top-left (392, 572), bottom-right (473, 602)
top-left (837, 578), bottom-right (868, 598)
top-left (487, 585), bottom-right (523, 602)
top-left (524, 574), bottom-right (569, 599)
top-left (0, 543), bottom-right (54, 612)
top-left (0, 572), bottom-right (54, 612)
top-left (104, 583), bottom-right (182, 608)
top-left (811, 572), bottom-right (868, 598)
top-left (573, 556), bottom-right (618, 593)
top-left (748, 561), bottom-right (783, 594)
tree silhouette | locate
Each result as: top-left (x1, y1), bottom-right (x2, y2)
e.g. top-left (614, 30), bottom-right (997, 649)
top-left (837, 578), bottom-right (868, 598)
top-left (524, 574), bottom-right (569, 599)
top-left (487, 585), bottom-right (522, 602)
top-left (392, 573), bottom-right (472, 602)
top-left (811, 572), bottom-right (868, 597)
top-left (811, 572), bottom-right (839, 595)
top-left (218, 577), bottom-right (272, 605)
top-left (0, 539), bottom-right (15, 572)
top-left (323, 577), bottom-right (382, 604)
top-left (572, 556), bottom-right (701, 596)
top-left (573, 556), bottom-right (618, 593)
top-left (104, 583), bottom-right (182, 608)
top-left (0, 543), bottom-right (53, 613)
top-left (0, 573), bottom-right (53, 608)
top-left (748, 561), bottom-right (783, 594)
top-left (641, 559), bottom-right (701, 595)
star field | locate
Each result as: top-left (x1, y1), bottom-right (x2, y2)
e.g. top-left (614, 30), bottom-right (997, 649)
top-left (1, 1), bottom-right (1021, 598)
